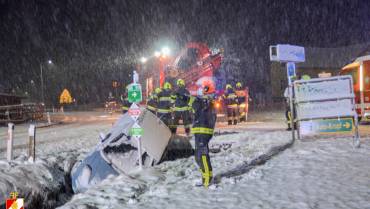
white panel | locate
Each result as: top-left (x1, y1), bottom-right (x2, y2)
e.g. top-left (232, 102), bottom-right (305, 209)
top-left (270, 44), bottom-right (305, 62)
top-left (296, 99), bottom-right (355, 120)
top-left (295, 77), bottom-right (353, 102)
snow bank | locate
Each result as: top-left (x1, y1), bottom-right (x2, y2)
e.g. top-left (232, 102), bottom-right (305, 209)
top-left (58, 130), bottom-right (293, 209)
top-left (0, 154), bottom-right (67, 209)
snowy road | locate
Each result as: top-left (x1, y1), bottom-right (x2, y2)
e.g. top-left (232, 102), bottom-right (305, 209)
top-left (1, 111), bottom-right (370, 209)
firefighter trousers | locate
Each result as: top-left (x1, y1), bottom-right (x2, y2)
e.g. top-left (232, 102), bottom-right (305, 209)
top-left (172, 110), bottom-right (192, 135)
top-left (194, 134), bottom-right (213, 187)
top-left (227, 107), bottom-right (238, 125)
top-left (285, 106), bottom-right (296, 130)
top-left (238, 103), bottom-right (246, 122)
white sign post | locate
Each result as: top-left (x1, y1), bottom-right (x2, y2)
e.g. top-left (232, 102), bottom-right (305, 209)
top-left (47, 112), bottom-right (51, 125)
top-left (270, 44), bottom-right (305, 143)
top-left (28, 124), bottom-right (36, 162)
top-left (7, 123), bottom-right (14, 161)
top-left (128, 71), bottom-right (144, 169)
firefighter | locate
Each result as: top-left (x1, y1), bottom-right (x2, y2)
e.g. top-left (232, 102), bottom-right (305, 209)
top-left (171, 79), bottom-right (192, 135)
top-left (157, 82), bottom-right (174, 128)
top-left (284, 86), bottom-right (293, 130)
top-left (121, 89), bottom-right (132, 114)
top-left (223, 84), bottom-right (238, 125)
top-left (146, 87), bottom-right (161, 115)
top-left (235, 82), bottom-right (247, 122)
top-left (192, 80), bottom-right (217, 188)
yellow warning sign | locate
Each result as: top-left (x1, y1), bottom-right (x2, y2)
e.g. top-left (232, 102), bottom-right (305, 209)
top-left (59, 89), bottom-right (73, 104)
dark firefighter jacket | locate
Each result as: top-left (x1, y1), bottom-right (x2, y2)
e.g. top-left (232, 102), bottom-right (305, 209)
top-left (172, 87), bottom-right (191, 111)
top-left (191, 95), bottom-right (217, 135)
top-left (235, 87), bottom-right (246, 105)
top-left (157, 89), bottom-right (173, 113)
top-left (223, 88), bottom-right (238, 108)
top-left (146, 93), bottom-right (158, 111)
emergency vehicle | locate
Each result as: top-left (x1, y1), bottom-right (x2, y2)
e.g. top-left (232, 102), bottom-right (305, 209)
top-left (340, 55), bottom-right (370, 120)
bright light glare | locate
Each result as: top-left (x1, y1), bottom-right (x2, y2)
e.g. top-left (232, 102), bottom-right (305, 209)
top-left (48, 60), bottom-right (53, 64)
top-left (140, 57), bottom-right (147, 63)
top-left (154, 51), bottom-right (161, 57)
top-left (161, 47), bottom-right (170, 56)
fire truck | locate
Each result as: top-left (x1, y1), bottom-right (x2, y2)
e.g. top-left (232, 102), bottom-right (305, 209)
top-left (340, 55), bottom-right (370, 120)
top-left (160, 42), bottom-right (249, 121)
top-left (160, 42), bottom-right (222, 94)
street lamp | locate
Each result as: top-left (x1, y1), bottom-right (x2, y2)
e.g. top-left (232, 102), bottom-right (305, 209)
top-left (40, 59), bottom-right (53, 104)
top-left (140, 57), bottom-right (147, 63)
top-left (154, 51), bottom-right (161, 57)
top-left (161, 47), bottom-right (170, 56)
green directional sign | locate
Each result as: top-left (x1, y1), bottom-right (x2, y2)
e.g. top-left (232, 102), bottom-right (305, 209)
top-left (130, 127), bottom-right (143, 136)
top-left (130, 122), bottom-right (143, 138)
top-left (300, 118), bottom-right (354, 136)
top-left (127, 83), bottom-right (142, 103)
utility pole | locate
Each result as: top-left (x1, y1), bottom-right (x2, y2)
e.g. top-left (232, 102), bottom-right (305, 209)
top-left (40, 63), bottom-right (44, 104)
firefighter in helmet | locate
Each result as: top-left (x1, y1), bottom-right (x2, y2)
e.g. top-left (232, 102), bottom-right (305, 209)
top-left (146, 87), bottom-right (161, 115)
top-left (223, 84), bottom-right (238, 125)
top-left (192, 79), bottom-right (217, 187)
top-left (235, 82), bottom-right (247, 122)
top-left (121, 86), bottom-right (132, 114)
top-left (171, 79), bottom-right (192, 135)
top-left (157, 82), bottom-right (174, 127)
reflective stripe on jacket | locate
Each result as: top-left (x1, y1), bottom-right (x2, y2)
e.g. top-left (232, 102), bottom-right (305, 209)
top-left (191, 127), bottom-right (214, 135)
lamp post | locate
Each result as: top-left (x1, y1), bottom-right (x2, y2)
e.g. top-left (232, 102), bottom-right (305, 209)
top-left (40, 60), bottom-right (53, 104)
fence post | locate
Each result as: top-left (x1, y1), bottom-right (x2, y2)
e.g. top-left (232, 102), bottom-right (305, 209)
top-left (47, 112), bottom-right (51, 125)
top-left (7, 123), bottom-right (14, 161)
top-left (28, 124), bottom-right (36, 162)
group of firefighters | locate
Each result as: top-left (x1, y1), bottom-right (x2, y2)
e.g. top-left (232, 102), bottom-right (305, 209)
top-left (121, 79), bottom-right (247, 188)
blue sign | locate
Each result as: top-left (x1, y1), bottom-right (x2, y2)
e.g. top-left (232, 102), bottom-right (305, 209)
top-left (287, 62), bottom-right (296, 77)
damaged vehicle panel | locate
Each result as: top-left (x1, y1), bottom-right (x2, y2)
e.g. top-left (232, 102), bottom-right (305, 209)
top-left (71, 109), bottom-right (192, 193)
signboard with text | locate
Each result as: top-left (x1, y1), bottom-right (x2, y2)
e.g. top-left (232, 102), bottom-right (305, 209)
top-left (300, 118), bottom-right (354, 136)
top-left (294, 75), bottom-right (359, 141)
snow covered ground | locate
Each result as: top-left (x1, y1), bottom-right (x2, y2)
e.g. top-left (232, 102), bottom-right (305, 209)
top-left (1, 111), bottom-right (370, 209)
top-left (57, 131), bottom-right (370, 209)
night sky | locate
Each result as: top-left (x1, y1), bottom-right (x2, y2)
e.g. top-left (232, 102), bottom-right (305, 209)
top-left (1, 0), bottom-right (369, 105)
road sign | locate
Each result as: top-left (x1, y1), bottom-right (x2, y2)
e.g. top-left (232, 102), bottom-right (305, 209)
top-left (128, 103), bottom-right (141, 121)
top-left (269, 44), bottom-right (305, 62)
top-left (287, 62), bottom-right (296, 83)
top-left (300, 118), bottom-right (354, 136)
top-left (127, 83), bottom-right (142, 103)
top-left (130, 122), bottom-right (143, 139)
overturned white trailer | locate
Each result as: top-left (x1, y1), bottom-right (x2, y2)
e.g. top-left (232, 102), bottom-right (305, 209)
top-left (71, 109), bottom-right (193, 193)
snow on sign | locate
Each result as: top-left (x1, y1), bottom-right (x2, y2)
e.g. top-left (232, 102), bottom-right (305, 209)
top-left (294, 76), bottom-right (359, 143)
top-left (294, 76), bottom-right (355, 120)
top-left (128, 103), bottom-right (141, 121)
top-left (295, 78), bottom-right (353, 103)
top-left (269, 44), bottom-right (305, 63)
